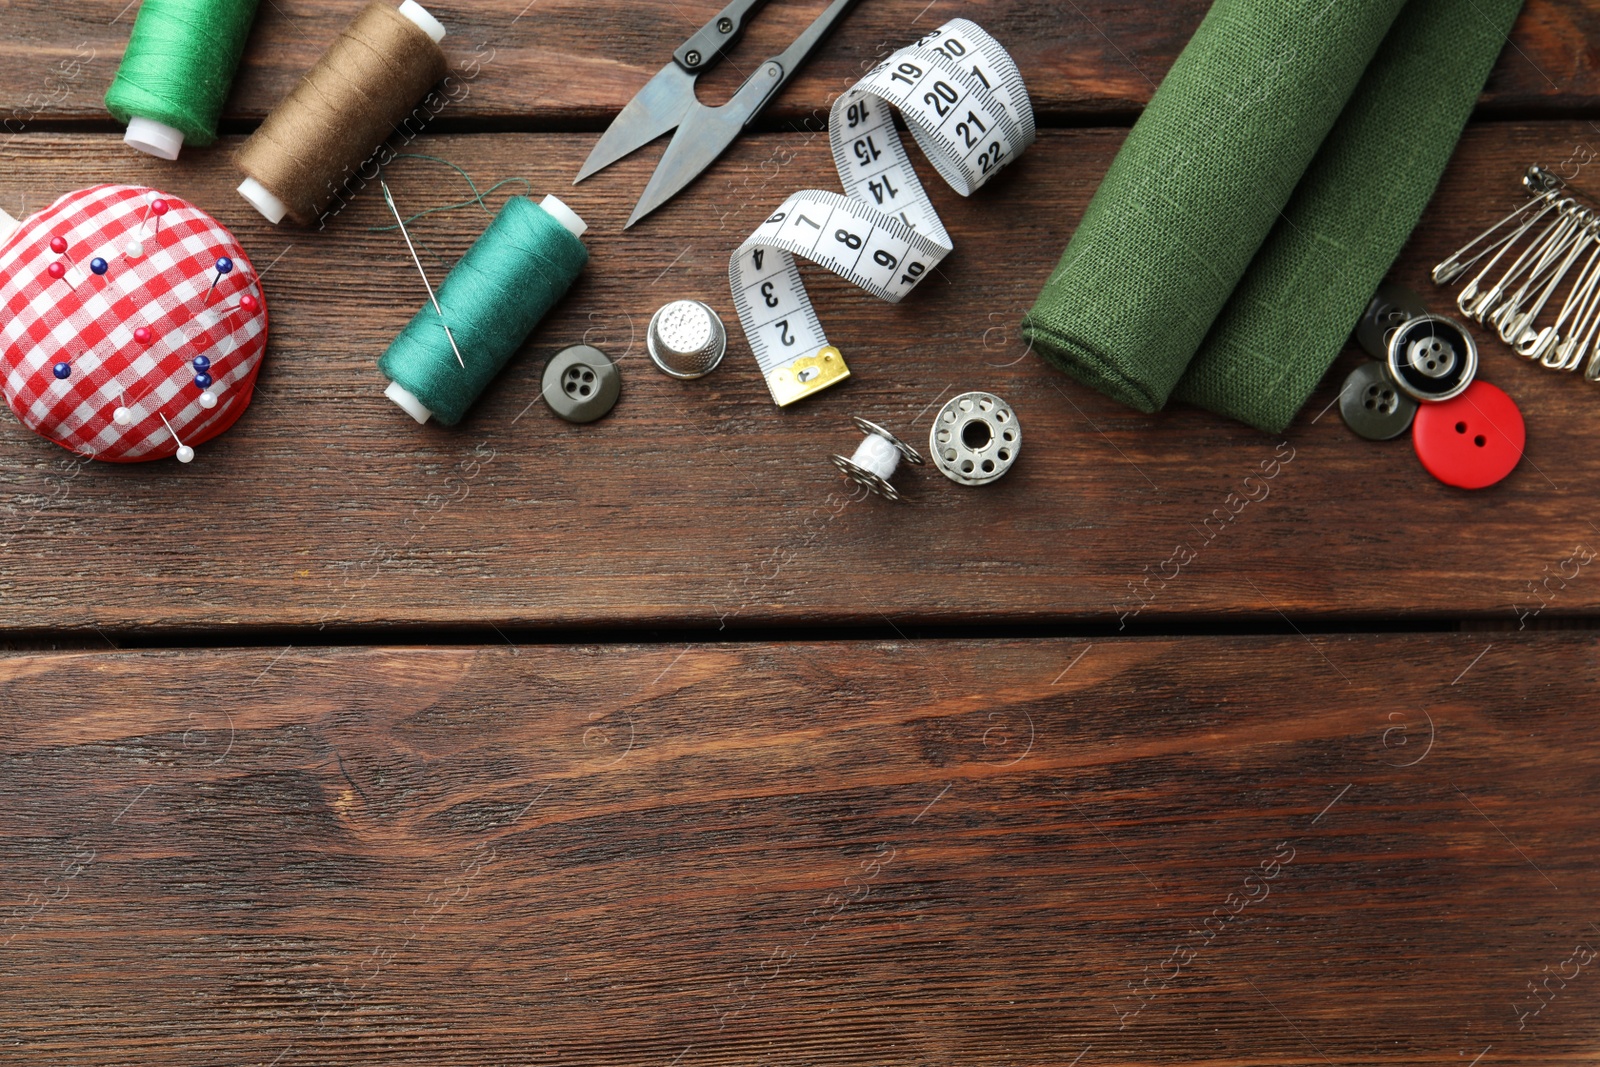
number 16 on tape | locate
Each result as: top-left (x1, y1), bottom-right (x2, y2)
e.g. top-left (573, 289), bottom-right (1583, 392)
top-left (729, 19), bottom-right (1034, 406)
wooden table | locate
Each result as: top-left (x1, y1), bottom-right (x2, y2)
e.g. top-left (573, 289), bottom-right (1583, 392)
top-left (2, 2), bottom-right (1598, 1064)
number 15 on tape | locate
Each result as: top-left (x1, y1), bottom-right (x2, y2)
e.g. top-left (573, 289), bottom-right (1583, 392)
top-left (729, 19), bottom-right (1034, 406)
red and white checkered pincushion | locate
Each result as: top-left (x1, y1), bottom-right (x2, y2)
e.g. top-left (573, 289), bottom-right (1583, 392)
top-left (0, 184), bottom-right (268, 462)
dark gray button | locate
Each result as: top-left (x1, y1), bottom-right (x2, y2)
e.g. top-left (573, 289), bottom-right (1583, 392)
top-left (543, 345), bottom-right (620, 423)
top-left (1386, 314), bottom-right (1477, 402)
top-left (1356, 282), bottom-right (1428, 360)
top-left (1340, 361), bottom-right (1417, 441)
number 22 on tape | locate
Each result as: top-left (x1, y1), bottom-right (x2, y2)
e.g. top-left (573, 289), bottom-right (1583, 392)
top-left (729, 19), bottom-right (1034, 406)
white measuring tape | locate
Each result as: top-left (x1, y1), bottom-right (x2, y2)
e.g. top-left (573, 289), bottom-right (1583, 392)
top-left (730, 19), bottom-right (1034, 406)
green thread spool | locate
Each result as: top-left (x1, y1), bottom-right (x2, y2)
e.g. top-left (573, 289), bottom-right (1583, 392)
top-left (380, 195), bottom-right (589, 427)
top-left (105, 0), bottom-right (262, 160)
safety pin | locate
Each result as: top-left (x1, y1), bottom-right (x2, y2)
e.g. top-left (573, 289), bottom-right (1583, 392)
top-left (1455, 196), bottom-right (1567, 316)
top-left (1475, 202), bottom-right (1581, 325)
top-left (380, 180), bottom-right (464, 369)
top-left (1554, 247), bottom-right (1600, 370)
top-left (1434, 182), bottom-right (1562, 284)
top-left (1527, 225), bottom-right (1600, 366)
top-left (1500, 210), bottom-right (1597, 347)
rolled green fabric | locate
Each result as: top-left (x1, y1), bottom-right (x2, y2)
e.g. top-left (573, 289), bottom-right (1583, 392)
top-left (1173, 0), bottom-right (1525, 432)
top-left (1021, 0), bottom-right (1408, 413)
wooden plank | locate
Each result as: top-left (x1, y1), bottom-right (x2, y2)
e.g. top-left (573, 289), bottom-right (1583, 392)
top-left (0, 0), bottom-right (1595, 131)
top-left (3, 124), bottom-right (1600, 631)
top-left (0, 635), bottom-right (1596, 1064)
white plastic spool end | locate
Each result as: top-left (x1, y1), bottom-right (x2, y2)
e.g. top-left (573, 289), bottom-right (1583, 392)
top-left (385, 380), bottom-right (434, 424)
top-left (539, 194), bottom-right (587, 239)
top-left (237, 178), bottom-right (291, 225)
top-left (0, 205), bottom-right (19, 248)
top-left (124, 116), bottom-right (185, 161)
top-left (398, 0), bottom-right (447, 43)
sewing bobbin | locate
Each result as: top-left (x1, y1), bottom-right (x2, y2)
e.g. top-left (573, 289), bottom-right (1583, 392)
top-left (831, 416), bottom-right (923, 501)
top-left (930, 391), bottom-right (1021, 486)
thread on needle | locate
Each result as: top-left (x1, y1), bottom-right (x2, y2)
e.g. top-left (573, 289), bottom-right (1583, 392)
top-left (383, 180), bottom-right (465, 368)
top-left (378, 194), bottom-right (587, 426)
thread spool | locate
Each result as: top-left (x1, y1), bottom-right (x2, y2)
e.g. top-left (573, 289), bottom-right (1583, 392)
top-left (830, 416), bottom-right (923, 501)
top-left (379, 194), bottom-right (588, 427)
top-left (105, 0), bottom-right (262, 160)
top-left (235, 1), bottom-right (448, 225)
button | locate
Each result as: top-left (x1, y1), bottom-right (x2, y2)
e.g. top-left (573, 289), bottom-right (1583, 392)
top-left (648, 300), bottom-right (726, 379)
top-left (542, 345), bottom-right (620, 423)
top-left (1339, 361), bottom-right (1417, 440)
top-left (1356, 282), bottom-right (1428, 360)
top-left (1412, 380), bottom-right (1524, 489)
top-left (1386, 314), bottom-right (1477, 402)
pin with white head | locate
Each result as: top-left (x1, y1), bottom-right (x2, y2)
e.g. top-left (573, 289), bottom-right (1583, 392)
top-left (380, 179), bottom-right (464, 368)
top-left (160, 413), bottom-right (195, 464)
top-left (830, 415), bottom-right (923, 501)
top-left (131, 198), bottom-right (169, 259)
top-left (113, 391), bottom-right (135, 427)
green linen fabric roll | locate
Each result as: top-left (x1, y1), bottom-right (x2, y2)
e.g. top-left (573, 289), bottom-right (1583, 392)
top-left (1172, 0), bottom-right (1525, 432)
top-left (1020, 0), bottom-right (1408, 413)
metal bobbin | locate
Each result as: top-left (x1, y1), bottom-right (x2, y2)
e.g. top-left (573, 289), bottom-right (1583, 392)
top-left (830, 416), bottom-right (923, 501)
top-left (930, 391), bottom-right (1020, 486)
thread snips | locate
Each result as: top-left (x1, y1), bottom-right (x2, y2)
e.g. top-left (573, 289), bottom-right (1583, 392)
top-left (573, 0), bottom-right (865, 227)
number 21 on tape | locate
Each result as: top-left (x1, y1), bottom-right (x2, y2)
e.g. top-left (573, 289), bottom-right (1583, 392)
top-left (729, 19), bottom-right (1034, 406)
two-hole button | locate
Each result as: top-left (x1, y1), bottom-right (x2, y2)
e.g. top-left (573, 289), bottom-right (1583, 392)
top-left (1412, 380), bottom-right (1525, 489)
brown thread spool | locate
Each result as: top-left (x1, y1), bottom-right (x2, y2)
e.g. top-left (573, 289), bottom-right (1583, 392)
top-left (235, 1), bottom-right (448, 226)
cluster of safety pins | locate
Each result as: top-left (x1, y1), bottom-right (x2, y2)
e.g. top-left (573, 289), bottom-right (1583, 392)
top-left (36, 194), bottom-right (261, 463)
top-left (1433, 165), bottom-right (1600, 381)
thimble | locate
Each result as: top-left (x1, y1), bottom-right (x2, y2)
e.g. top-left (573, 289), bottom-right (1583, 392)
top-left (648, 300), bottom-right (727, 379)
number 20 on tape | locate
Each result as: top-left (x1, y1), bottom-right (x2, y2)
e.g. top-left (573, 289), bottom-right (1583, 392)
top-left (729, 19), bottom-right (1035, 406)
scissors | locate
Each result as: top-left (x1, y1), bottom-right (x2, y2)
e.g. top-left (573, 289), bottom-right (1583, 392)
top-left (573, 0), bottom-right (866, 227)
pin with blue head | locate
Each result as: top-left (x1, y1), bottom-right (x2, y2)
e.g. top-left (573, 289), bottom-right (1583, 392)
top-left (205, 256), bottom-right (234, 304)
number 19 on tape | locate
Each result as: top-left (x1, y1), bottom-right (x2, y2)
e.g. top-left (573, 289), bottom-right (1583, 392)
top-left (729, 19), bottom-right (1034, 405)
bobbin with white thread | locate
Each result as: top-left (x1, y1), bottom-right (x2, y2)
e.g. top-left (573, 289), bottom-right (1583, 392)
top-left (831, 415), bottom-right (923, 501)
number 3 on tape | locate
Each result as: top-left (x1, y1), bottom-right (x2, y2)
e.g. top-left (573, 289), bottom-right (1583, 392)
top-left (730, 19), bottom-right (1033, 406)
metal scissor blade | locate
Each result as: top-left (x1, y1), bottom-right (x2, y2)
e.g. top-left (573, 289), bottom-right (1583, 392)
top-left (626, 61), bottom-right (784, 227)
top-left (574, 63), bottom-right (698, 184)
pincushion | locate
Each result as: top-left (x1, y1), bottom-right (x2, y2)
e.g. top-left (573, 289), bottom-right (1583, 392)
top-left (0, 184), bottom-right (268, 462)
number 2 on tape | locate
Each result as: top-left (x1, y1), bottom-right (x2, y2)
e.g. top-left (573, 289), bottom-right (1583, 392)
top-left (729, 19), bottom-right (1034, 406)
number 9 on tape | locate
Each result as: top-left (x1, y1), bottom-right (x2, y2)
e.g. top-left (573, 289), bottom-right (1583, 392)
top-left (729, 19), bottom-right (1034, 406)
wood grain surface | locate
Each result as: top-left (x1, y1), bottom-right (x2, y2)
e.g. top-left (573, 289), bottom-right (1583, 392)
top-left (1, 636), bottom-right (1596, 1066)
top-left (0, 0), bottom-right (1595, 131)
top-left (2, 125), bottom-right (1600, 632)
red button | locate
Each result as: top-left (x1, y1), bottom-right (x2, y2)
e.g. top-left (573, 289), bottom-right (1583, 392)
top-left (1412, 380), bottom-right (1525, 490)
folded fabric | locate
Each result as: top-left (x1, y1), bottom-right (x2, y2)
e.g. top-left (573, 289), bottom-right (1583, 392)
top-left (1022, 0), bottom-right (1524, 432)
top-left (1173, 0), bottom-right (1525, 431)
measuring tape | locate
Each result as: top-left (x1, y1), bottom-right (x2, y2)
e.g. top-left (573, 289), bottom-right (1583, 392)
top-left (729, 19), bottom-right (1034, 406)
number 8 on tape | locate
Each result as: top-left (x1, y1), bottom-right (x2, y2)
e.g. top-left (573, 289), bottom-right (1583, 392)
top-left (730, 19), bottom-right (1034, 406)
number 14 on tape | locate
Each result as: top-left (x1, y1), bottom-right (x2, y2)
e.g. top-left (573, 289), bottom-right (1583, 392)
top-left (729, 19), bottom-right (1034, 406)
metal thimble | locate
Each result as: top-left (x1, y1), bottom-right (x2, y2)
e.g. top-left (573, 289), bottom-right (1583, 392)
top-left (648, 300), bottom-right (727, 379)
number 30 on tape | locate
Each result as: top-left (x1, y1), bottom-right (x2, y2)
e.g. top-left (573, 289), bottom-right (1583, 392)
top-left (729, 19), bottom-right (1034, 406)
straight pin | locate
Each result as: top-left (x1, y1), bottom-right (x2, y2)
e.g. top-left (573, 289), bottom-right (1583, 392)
top-left (381, 180), bottom-right (465, 369)
top-left (159, 413), bottom-right (195, 464)
top-left (204, 256), bottom-right (234, 304)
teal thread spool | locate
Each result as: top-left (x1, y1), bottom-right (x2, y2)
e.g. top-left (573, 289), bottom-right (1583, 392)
top-left (106, 0), bottom-right (262, 160)
top-left (380, 195), bottom-right (590, 427)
